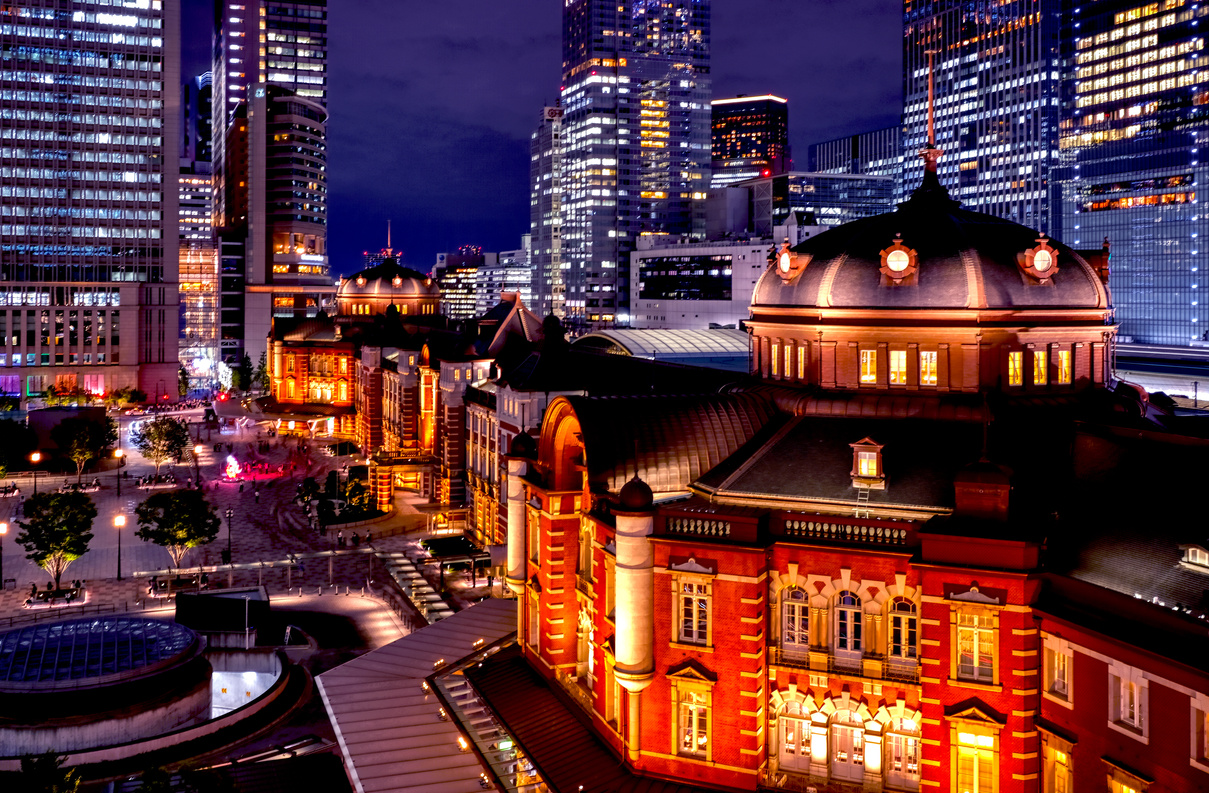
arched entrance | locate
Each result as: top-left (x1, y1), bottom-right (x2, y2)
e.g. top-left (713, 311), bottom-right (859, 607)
top-left (776, 700), bottom-right (811, 773)
top-left (830, 709), bottom-right (865, 782)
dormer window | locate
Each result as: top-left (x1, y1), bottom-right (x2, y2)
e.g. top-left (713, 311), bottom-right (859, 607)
top-left (1181, 545), bottom-right (1209, 572)
top-left (879, 234), bottom-right (918, 283)
top-left (850, 437), bottom-right (886, 490)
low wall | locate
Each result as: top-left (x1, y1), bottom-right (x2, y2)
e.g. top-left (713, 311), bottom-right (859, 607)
top-left (326, 507), bottom-right (395, 532)
top-left (0, 651), bottom-right (295, 770)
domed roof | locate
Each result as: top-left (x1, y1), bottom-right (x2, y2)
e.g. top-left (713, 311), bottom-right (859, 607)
top-left (338, 258), bottom-right (439, 299)
top-left (753, 175), bottom-right (1109, 312)
top-left (508, 431), bottom-right (538, 460)
top-left (618, 475), bottom-right (654, 513)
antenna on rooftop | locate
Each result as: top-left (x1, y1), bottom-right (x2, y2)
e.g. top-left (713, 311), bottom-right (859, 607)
top-left (386, 219), bottom-right (392, 253)
top-left (921, 49), bottom-right (944, 173)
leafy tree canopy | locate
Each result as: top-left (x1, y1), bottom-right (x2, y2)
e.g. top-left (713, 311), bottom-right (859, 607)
top-left (135, 489), bottom-right (221, 568)
top-left (50, 416), bottom-right (111, 482)
top-left (130, 416), bottom-right (191, 475)
top-left (18, 751), bottom-right (81, 793)
top-left (16, 492), bottom-right (96, 589)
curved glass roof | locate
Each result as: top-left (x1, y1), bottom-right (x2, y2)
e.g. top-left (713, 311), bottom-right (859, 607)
top-left (572, 329), bottom-right (750, 358)
top-left (0, 617), bottom-right (195, 685)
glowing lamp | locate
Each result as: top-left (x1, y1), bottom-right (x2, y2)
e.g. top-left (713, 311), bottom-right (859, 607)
top-left (30, 452), bottom-right (41, 464)
top-left (886, 249), bottom-right (910, 273)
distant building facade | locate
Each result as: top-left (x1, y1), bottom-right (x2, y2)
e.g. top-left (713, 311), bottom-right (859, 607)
top-left (811, 125), bottom-right (902, 195)
top-left (739, 172), bottom-right (896, 237)
top-left (435, 246), bottom-right (490, 320)
top-left (710, 95), bottom-right (790, 188)
top-left (475, 239), bottom-right (534, 317)
top-left (529, 107), bottom-right (564, 318)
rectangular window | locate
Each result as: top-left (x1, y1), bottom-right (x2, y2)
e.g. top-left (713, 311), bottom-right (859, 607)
top-left (857, 451), bottom-right (878, 477)
top-left (784, 345), bottom-right (792, 380)
top-left (956, 730), bottom-right (995, 793)
top-left (1110, 668), bottom-right (1146, 735)
top-left (889, 349), bottom-right (907, 384)
top-left (771, 342), bottom-right (780, 376)
top-left (678, 580), bottom-right (710, 645)
top-left (1044, 644), bottom-right (1070, 701)
top-left (1056, 350), bottom-right (1071, 384)
top-left (1008, 351), bottom-right (1023, 386)
top-left (1033, 350), bottom-right (1048, 385)
top-left (527, 512), bottom-right (539, 563)
top-left (1193, 703), bottom-right (1209, 764)
top-left (956, 611), bottom-right (995, 682)
top-left (1042, 738), bottom-right (1072, 793)
top-left (797, 345), bottom-right (806, 380)
top-left (677, 688), bottom-right (710, 758)
top-left (528, 594), bottom-right (540, 651)
top-left (920, 350), bottom-right (938, 386)
top-left (860, 349), bottom-right (877, 383)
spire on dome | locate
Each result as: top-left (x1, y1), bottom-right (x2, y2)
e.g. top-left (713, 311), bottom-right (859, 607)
top-left (921, 49), bottom-right (943, 174)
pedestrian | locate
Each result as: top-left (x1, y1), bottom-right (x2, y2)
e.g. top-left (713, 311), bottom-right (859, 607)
top-left (351, 531), bottom-right (361, 548)
top-left (366, 529), bottom-right (372, 545)
top-left (337, 530), bottom-right (344, 548)
top-left (254, 489), bottom-right (259, 504)
top-left (239, 482), bottom-right (245, 493)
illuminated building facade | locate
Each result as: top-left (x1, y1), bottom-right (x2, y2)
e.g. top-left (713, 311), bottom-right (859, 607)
top-left (811, 125), bottom-right (903, 191)
top-left (530, 106), bottom-right (564, 318)
top-left (903, 0), bottom-right (1061, 232)
top-left (739, 172), bottom-right (895, 236)
top-left (435, 246), bottom-right (488, 320)
top-left (710, 95), bottom-right (790, 188)
top-left (1056, 0), bottom-right (1209, 345)
top-left (475, 239), bottom-right (534, 317)
top-left (558, 0), bottom-right (711, 329)
top-left (178, 161), bottom-right (219, 388)
top-left (0, 0), bottom-right (181, 403)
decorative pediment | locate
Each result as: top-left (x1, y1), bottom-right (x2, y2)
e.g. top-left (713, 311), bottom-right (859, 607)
top-left (947, 584), bottom-right (1000, 605)
top-left (946, 700), bottom-right (1006, 727)
top-left (667, 657), bottom-right (717, 683)
top-left (670, 555), bottom-right (715, 575)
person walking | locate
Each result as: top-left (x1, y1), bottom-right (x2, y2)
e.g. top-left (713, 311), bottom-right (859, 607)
top-left (351, 531), bottom-right (361, 549)
top-left (337, 531), bottom-right (344, 548)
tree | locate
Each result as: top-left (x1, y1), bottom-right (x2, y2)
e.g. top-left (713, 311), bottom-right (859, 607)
top-left (50, 417), bottom-right (110, 483)
top-left (135, 489), bottom-right (220, 568)
top-left (296, 476), bottom-right (320, 506)
top-left (18, 751), bottom-right (81, 793)
top-left (16, 492), bottom-right (95, 590)
top-left (232, 354), bottom-right (254, 394)
top-left (344, 478), bottom-right (372, 511)
top-left (179, 365), bottom-right (190, 397)
top-left (254, 351), bottom-right (270, 393)
top-left (130, 416), bottom-right (190, 476)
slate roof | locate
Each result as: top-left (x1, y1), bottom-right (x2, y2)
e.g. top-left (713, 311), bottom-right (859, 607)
top-left (466, 646), bottom-right (722, 793)
top-left (754, 175), bottom-right (1108, 311)
top-left (338, 259), bottom-right (439, 298)
top-left (695, 416), bottom-right (983, 511)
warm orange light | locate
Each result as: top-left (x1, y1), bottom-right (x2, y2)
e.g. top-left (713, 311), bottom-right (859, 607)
top-left (194, 444), bottom-right (204, 455)
top-left (0, 522), bottom-right (7, 536)
top-left (29, 452), bottom-right (41, 464)
top-left (114, 448), bottom-right (124, 459)
top-left (114, 515), bottom-right (126, 529)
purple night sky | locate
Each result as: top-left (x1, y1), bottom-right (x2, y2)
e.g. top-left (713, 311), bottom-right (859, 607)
top-left (182, 0), bottom-right (902, 278)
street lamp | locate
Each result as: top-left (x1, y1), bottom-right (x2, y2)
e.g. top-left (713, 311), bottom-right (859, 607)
top-left (225, 507), bottom-right (233, 564)
top-left (114, 514), bottom-right (125, 581)
top-left (193, 444), bottom-right (203, 487)
top-left (114, 448), bottom-right (124, 497)
top-left (29, 452), bottom-right (41, 495)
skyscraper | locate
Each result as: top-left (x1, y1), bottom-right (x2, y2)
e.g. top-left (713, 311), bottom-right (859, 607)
top-left (710, 94), bottom-right (790, 188)
top-left (212, 0), bottom-right (330, 366)
top-left (557, 0), bottom-right (711, 328)
top-left (811, 125), bottom-right (902, 187)
top-left (1056, 0), bottom-right (1207, 346)
top-left (903, 0), bottom-right (1061, 232)
top-left (179, 161), bottom-right (218, 391)
top-left (530, 106), bottom-right (564, 318)
top-left (0, 0), bottom-right (181, 403)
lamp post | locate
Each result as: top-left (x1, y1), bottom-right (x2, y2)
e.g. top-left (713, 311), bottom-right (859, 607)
top-left (114, 514), bottom-right (125, 581)
top-left (193, 444), bottom-right (203, 487)
top-left (114, 448), bottom-right (124, 497)
top-left (225, 507), bottom-right (233, 563)
top-left (29, 452), bottom-right (41, 495)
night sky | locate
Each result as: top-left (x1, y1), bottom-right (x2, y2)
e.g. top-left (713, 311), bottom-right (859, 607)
top-left (181, 0), bottom-right (902, 278)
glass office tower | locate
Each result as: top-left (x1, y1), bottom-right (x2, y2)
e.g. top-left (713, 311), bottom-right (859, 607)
top-left (0, 0), bottom-right (181, 402)
top-left (1057, 0), bottom-right (1209, 345)
top-left (903, 0), bottom-right (1062, 232)
top-left (559, 0), bottom-right (711, 328)
top-left (530, 106), bottom-right (564, 318)
top-left (710, 94), bottom-right (790, 188)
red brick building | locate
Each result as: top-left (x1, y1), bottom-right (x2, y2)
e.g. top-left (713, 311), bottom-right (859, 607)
top-left (488, 164), bottom-right (1209, 793)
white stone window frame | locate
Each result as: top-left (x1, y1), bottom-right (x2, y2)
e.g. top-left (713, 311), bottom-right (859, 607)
top-left (1042, 633), bottom-right (1074, 710)
top-left (1106, 661), bottom-right (1149, 744)
top-left (672, 567), bottom-right (714, 648)
top-left (1190, 691), bottom-right (1209, 774)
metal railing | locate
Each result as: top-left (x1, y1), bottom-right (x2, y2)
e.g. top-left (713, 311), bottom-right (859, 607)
top-left (767, 646), bottom-right (921, 685)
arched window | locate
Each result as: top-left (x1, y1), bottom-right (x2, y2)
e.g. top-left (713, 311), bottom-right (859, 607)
top-left (830, 709), bottom-right (865, 782)
top-left (781, 587), bottom-right (809, 659)
top-left (835, 590), bottom-right (862, 654)
top-left (777, 700), bottom-right (810, 773)
top-left (886, 716), bottom-right (921, 790)
top-left (338, 381), bottom-right (348, 401)
top-left (889, 597), bottom-right (918, 660)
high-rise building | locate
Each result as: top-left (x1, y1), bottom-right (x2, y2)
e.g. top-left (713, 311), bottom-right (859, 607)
top-left (710, 95), bottom-right (790, 188)
top-left (811, 125), bottom-right (902, 186)
top-left (1056, 1), bottom-right (1208, 346)
top-left (476, 237), bottom-right (534, 317)
top-left (182, 72), bottom-right (213, 163)
top-left (529, 107), bottom-right (564, 318)
top-left (212, 1), bottom-right (330, 365)
top-left (903, 0), bottom-right (1061, 232)
top-left (436, 246), bottom-right (490, 320)
top-left (179, 161), bottom-right (219, 390)
top-left (739, 172), bottom-right (896, 237)
top-left (558, 0), bottom-right (712, 329)
top-left (0, 0), bottom-right (181, 403)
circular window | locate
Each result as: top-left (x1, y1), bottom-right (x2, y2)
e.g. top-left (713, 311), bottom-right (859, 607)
top-left (1033, 249), bottom-right (1052, 272)
top-left (886, 250), bottom-right (910, 273)
top-left (779, 251), bottom-right (792, 273)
